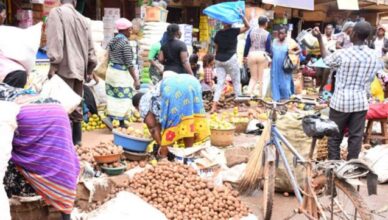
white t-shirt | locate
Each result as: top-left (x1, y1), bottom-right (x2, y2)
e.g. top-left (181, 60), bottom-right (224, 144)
top-left (374, 38), bottom-right (384, 57)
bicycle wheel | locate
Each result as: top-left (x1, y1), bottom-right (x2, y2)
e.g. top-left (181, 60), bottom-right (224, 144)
top-left (262, 160), bottom-right (276, 220)
top-left (317, 178), bottom-right (373, 220)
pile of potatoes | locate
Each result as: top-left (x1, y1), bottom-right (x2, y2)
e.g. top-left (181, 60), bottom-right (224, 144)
top-left (76, 145), bottom-right (96, 166)
top-left (92, 142), bottom-right (124, 157)
top-left (128, 161), bottom-right (250, 220)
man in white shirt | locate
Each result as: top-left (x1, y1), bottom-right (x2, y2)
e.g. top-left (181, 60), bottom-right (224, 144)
top-left (370, 26), bottom-right (388, 57)
top-left (322, 24), bottom-right (336, 53)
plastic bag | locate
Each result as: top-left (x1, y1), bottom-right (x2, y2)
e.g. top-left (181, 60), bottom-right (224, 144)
top-left (0, 23), bottom-right (42, 73)
top-left (240, 65), bottom-right (250, 86)
top-left (0, 101), bottom-right (20, 220)
top-left (302, 115), bottom-right (339, 138)
top-left (366, 103), bottom-right (388, 120)
top-left (39, 75), bottom-right (82, 113)
top-left (370, 76), bottom-right (384, 102)
top-left (203, 1), bottom-right (245, 24)
top-left (89, 78), bottom-right (107, 106)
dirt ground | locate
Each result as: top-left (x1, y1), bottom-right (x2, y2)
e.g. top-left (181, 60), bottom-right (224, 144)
top-left (83, 129), bottom-right (388, 220)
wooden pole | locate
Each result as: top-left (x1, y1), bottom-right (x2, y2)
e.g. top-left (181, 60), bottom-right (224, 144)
top-left (96, 0), bottom-right (101, 20)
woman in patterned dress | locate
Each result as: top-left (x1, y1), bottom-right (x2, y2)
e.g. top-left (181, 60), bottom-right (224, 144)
top-left (106, 18), bottom-right (140, 125)
top-left (132, 74), bottom-right (210, 158)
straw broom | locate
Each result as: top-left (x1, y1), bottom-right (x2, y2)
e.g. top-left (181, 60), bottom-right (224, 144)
top-left (238, 119), bottom-right (272, 194)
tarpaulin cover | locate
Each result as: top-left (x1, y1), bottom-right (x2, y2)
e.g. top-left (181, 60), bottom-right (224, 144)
top-left (203, 1), bottom-right (245, 24)
top-left (263, 0), bottom-right (314, 11)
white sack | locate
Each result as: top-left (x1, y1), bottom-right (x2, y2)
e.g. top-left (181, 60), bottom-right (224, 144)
top-left (85, 191), bottom-right (167, 220)
top-left (0, 23), bottom-right (42, 73)
top-left (0, 101), bottom-right (20, 220)
top-left (90, 78), bottom-right (107, 105)
top-left (39, 75), bottom-right (82, 113)
top-left (362, 145), bottom-right (388, 183)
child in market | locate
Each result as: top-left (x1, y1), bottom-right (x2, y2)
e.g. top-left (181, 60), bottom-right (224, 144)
top-left (201, 54), bottom-right (216, 101)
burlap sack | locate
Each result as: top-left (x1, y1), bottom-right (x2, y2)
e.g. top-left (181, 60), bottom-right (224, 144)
top-left (275, 112), bottom-right (311, 193)
top-left (225, 147), bottom-right (251, 168)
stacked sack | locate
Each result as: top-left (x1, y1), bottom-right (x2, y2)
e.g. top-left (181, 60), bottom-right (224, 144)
top-left (139, 22), bottom-right (169, 69)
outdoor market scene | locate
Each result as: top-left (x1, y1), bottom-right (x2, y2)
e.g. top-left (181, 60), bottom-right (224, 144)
top-left (2, 0), bottom-right (388, 219)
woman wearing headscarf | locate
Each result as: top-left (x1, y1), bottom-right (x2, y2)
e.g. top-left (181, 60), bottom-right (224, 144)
top-left (271, 25), bottom-right (300, 101)
top-left (106, 18), bottom-right (140, 125)
top-left (158, 24), bottom-right (193, 75)
top-left (132, 74), bottom-right (210, 158)
top-left (243, 16), bottom-right (272, 97)
top-left (0, 84), bottom-right (80, 220)
top-left (148, 32), bottom-right (168, 85)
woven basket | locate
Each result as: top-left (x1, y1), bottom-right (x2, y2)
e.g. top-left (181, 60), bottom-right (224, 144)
top-left (210, 128), bottom-right (235, 147)
top-left (316, 137), bottom-right (328, 161)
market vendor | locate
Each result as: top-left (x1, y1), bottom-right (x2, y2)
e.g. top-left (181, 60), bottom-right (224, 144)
top-left (132, 74), bottom-right (210, 158)
top-left (0, 84), bottom-right (80, 220)
top-left (106, 18), bottom-right (140, 126)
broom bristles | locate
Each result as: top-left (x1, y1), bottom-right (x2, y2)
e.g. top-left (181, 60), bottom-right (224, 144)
top-left (238, 119), bottom-right (272, 194)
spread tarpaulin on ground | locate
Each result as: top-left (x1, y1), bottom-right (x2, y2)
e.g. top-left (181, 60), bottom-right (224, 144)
top-left (203, 1), bottom-right (245, 24)
top-left (0, 23), bottom-right (42, 74)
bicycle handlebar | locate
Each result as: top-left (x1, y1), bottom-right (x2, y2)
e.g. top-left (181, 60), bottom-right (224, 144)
top-left (235, 96), bottom-right (317, 108)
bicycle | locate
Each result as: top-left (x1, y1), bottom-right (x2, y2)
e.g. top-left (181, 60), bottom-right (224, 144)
top-left (236, 96), bottom-right (374, 220)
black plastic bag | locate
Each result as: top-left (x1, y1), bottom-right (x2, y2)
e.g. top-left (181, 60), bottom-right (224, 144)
top-left (241, 65), bottom-right (250, 86)
top-left (283, 52), bottom-right (297, 74)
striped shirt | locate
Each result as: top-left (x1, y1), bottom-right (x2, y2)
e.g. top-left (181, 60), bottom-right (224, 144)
top-left (324, 45), bottom-right (383, 113)
top-left (108, 34), bottom-right (134, 68)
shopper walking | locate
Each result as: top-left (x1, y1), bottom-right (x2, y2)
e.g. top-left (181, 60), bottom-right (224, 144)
top-left (211, 14), bottom-right (250, 113)
top-left (46, 0), bottom-right (97, 145)
top-left (105, 18), bottom-right (140, 126)
top-left (313, 21), bottom-right (382, 160)
top-left (370, 26), bottom-right (388, 58)
top-left (159, 24), bottom-right (193, 75)
top-left (271, 25), bottom-right (299, 101)
top-left (243, 16), bottom-right (272, 97)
